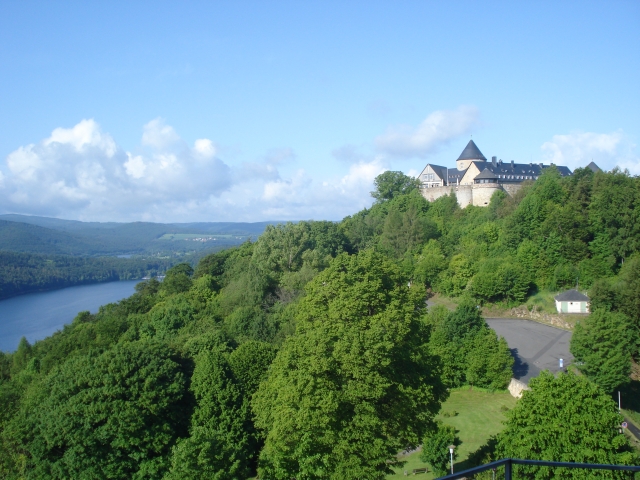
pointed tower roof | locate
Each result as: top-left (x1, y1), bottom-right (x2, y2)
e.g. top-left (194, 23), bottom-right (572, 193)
top-left (475, 167), bottom-right (498, 180)
top-left (457, 140), bottom-right (487, 161)
top-left (586, 161), bottom-right (601, 173)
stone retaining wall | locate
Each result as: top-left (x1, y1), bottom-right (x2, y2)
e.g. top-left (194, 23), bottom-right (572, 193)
top-left (508, 306), bottom-right (579, 330)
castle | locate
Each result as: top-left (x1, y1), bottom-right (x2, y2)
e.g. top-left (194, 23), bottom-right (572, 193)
top-left (418, 140), bottom-right (580, 207)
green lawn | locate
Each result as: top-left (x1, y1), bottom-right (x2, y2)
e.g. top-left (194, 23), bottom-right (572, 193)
top-left (388, 388), bottom-right (517, 478)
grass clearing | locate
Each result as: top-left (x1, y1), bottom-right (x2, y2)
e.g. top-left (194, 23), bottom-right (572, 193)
top-left (427, 293), bottom-right (459, 312)
top-left (525, 290), bottom-right (558, 314)
top-left (388, 388), bottom-right (517, 478)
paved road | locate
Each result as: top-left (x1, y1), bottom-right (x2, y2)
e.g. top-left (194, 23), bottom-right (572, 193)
top-left (625, 420), bottom-right (640, 441)
top-left (486, 318), bottom-right (574, 385)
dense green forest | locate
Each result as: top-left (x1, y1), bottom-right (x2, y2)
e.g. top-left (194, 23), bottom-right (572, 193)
top-left (0, 251), bottom-right (177, 300)
top-left (0, 167), bottom-right (638, 478)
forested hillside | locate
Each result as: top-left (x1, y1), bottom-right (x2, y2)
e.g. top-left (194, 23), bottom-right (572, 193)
top-left (0, 252), bottom-right (176, 300)
top-left (0, 215), bottom-right (273, 256)
top-left (0, 216), bottom-right (275, 298)
top-left (0, 167), bottom-right (638, 479)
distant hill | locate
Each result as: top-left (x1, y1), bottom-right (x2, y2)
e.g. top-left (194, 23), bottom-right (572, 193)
top-left (0, 215), bottom-right (279, 257)
top-left (0, 220), bottom-right (99, 256)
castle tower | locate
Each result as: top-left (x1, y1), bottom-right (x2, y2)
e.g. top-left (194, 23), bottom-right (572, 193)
top-left (456, 139), bottom-right (487, 171)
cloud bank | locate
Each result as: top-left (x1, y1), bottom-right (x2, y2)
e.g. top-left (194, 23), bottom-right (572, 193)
top-left (375, 105), bottom-right (480, 158)
top-left (541, 130), bottom-right (639, 174)
top-left (0, 119), bottom-right (384, 222)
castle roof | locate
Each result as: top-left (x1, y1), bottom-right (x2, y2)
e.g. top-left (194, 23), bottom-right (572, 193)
top-left (586, 161), bottom-right (602, 173)
top-left (484, 161), bottom-right (571, 179)
top-left (457, 140), bottom-right (487, 161)
top-left (475, 168), bottom-right (499, 180)
top-left (428, 164), bottom-right (449, 181)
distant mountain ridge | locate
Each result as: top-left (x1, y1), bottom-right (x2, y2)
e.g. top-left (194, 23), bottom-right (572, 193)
top-left (0, 214), bottom-right (279, 257)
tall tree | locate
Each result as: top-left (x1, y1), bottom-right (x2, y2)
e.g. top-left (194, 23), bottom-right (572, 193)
top-left (166, 350), bottom-right (252, 480)
top-left (570, 309), bottom-right (635, 393)
top-left (252, 250), bottom-right (447, 479)
top-left (370, 171), bottom-right (420, 203)
top-left (497, 372), bottom-right (638, 479)
top-left (6, 341), bottom-right (189, 479)
top-left (420, 422), bottom-right (460, 476)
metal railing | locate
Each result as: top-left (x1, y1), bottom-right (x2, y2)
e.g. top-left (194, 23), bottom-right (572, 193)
top-left (435, 458), bottom-right (640, 479)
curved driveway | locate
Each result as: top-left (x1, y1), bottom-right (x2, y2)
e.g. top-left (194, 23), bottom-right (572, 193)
top-left (486, 318), bottom-right (574, 385)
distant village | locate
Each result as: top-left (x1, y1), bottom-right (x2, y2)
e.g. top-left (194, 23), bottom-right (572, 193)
top-left (419, 140), bottom-right (600, 208)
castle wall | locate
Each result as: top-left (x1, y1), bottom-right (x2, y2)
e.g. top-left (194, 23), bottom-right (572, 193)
top-left (471, 184), bottom-right (501, 206)
top-left (456, 186), bottom-right (473, 207)
top-left (420, 182), bottom-right (524, 208)
top-left (420, 186), bottom-right (458, 203)
top-left (420, 185), bottom-right (473, 207)
top-left (502, 183), bottom-right (522, 197)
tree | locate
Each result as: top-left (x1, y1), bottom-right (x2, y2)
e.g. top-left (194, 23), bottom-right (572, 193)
top-left (228, 340), bottom-right (277, 397)
top-left (252, 250), bottom-right (447, 479)
top-left (428, 301), bottom-right (512, 389)
top-left (465, 329), bottom-right (513, 390)
top-left (570, 309), bottom-right (635, 393)
top-left (497, 371), bottom-right (638, 479)
top-left (379, 202), bottom-right (436, 258)
top-left (413, 240), bottom-right (446, 288)
top-left (7, 341), bottom-right (189, 479)
top-left (420, 422), bottom-right (460, 476)
top-left (166, 350), bottom-right (252, 480)
top-left (162, 263), bottom-right (194, 295)
top-left (370, 171), bottom-right (420, 203)
top-left (11, 337), bottom-right (31, 374)
top-left (470, 259), bottom-right (532, 304)
top-left (441, 298), bottom-right (485, 342)
top-left (252, 222), bottom-right (310, 274)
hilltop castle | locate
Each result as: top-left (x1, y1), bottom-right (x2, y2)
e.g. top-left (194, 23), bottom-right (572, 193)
top-left (419, 140), bottom-right (580, 207)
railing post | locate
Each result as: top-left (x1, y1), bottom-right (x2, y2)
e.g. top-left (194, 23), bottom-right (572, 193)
top-left (505, 459), bottom-right (512, 480)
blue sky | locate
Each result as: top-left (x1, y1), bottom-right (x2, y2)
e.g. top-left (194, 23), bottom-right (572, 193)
top-left (0, 1), bottom-right (638, 222)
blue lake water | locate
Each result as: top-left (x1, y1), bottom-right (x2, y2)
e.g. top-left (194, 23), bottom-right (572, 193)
top-left (0, 280), bottom-right (140, 352)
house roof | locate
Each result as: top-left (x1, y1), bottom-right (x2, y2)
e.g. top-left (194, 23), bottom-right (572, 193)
top-left (457, 140), bottom-right (487, 161)
top-left (554, 289), bottom-right (590, 302)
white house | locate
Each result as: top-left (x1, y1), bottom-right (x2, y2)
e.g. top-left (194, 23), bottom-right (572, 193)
top-left (554, 289), bottom-right (590, 313)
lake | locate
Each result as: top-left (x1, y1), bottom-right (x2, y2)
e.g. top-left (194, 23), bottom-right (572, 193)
top-left (0, 280), bottom-right (140, 352)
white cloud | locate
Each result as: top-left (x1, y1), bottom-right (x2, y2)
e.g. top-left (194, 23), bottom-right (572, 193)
top-left (0, 119), bottom-right (232, 220)
top-left (193, 139), bottom-right (216, 158)
top-left (541, 130), bottom-right (639, 173)
top-left (124, 154), bottom-right (146, 179)
top-left (44, 119), bottom-right (117, 156)
top-left (375, 105), bottom-right (480, 158)
top-left (0, 119), bottom-right (392, 222)
top-left (141, 118), bottom-right (181, 149)
top-left (252, 159), bottom-right (386, 220)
